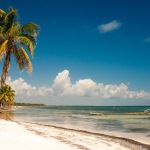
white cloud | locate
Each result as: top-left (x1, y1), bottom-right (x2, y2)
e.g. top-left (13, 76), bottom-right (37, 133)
top-left (62, 79), bottom-right (97, 97)
top-left (96, 83), bottom-right (129, 98)
top-left (6, 77), bottom-right (36, 96)
top-left (52, 70), bottom-right (71, 96)
top-left (51, 70), bottom-right (150, 99)
top-left (97, 20), bottom-right (122, 33)
top-left (37, 86), bottom-right (54, 96)
top-left (6, 77), bottom-right (53, 97)
top-left (6, 70), bottom-right (150, 100)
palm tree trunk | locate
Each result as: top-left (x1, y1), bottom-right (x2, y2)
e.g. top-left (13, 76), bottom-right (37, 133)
top-left (1, 52), bottom-right (11, 86)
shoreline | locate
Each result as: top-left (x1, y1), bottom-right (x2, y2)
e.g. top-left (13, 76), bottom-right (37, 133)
top-left (18, 121), bottom-right (150, 150)
top-left (0, 119), bottom-right (77, 150)
top-left (0, 110), bottom-right (149, 150)
top-left (0, 118), bottom-right (148, 150)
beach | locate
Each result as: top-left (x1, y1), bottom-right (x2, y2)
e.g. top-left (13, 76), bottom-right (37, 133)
top-left (0, 120), bottom-right (149, 150)
top-left (0, 106), bottom-right (150, 150)
top-left (0, 119), bottom-right (135, 150)
top-left (0, 120), bottom-right (77, 150)
top-left (1, 2), bottom-right (150, 150)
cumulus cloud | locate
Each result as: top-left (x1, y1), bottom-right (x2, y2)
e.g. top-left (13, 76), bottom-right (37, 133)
top-left (6, 77), bottom-right (53, 97)
top-left (51, 70), bottom-right (150, 99)
top-left (6, 70), bottom-right (150, 100)
top-left (97, 20), bottom-right (122, 33)
top-left (52, 70), bottom-right (71, 95)
top-left (62, 79), bottom-right (97, 97)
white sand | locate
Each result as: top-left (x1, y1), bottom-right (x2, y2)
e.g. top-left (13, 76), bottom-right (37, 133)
top-left (0, 120), bottom-right (131, 150)
top-left (0, 120), bottom-right (76, 150)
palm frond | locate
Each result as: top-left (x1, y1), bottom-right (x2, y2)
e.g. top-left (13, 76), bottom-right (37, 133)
top-left (20, 47), bottom-right (32, 73)
top-left (4, 95), bottom-right (9, 102)
top-left (0, 26), bottom-right (4, 33)
top-left (20, 22), bottom-right (39, 37)
top-left (0, 84), bottom-right (15, 107)
top-left (20, 34), bottom-right (36, 46)
top-left (0, 40), bottom-right (8, 60)
top-left (7, 22), bottom-right (20, 36)
top-left (16, 36), bottom-right (34, 57)
top-left (0, 9), bottom-right (6, 24)
top-left (0, 94), bottom-right (4, 100)
top-left (0, 9), bottom-right (6, 17)
top-left (0, 33), bottom-right (4, 44)
top-left (13, 46), bottom-right (24, 72)
top-left (4, 8), bottom-right (18, 32)
top-left (14, 46), bottom-right (32, 73)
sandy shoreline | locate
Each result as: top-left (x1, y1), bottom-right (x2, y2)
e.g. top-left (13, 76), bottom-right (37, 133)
top-left (0, 119), bottom-right (76, 150)
top-left (0, 119), bottom-right (150, 150)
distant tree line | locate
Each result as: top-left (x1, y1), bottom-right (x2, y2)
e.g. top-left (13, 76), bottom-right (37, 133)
top-left (14, 102), bottom-right (45, 106)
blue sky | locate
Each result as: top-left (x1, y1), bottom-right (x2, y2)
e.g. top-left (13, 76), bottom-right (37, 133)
top-left (1, 0), bottom-right (150, 105)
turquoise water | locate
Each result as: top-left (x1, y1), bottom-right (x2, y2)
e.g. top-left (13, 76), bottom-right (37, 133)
top-left (13, 106), bottom-right (150, 134)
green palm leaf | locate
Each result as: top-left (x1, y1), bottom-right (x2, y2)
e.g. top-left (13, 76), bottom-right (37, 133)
top-left (0, 40), bottom-right (8, 60)
top-left (0, 85), bottom-right (15, 108)
top-left (20, 22), bottom-right (39, 37)
top-left (4, 9), bottom-right (18, 31)
top-left (0, 9), bottom-right (6, 25)
top-left (14, 46), bottom-right (32, 73)
top-left (16, 36), bottom-right (34, 57)
top-left (7, 22), bottom-right (20, 36)
top-left (0, 9), bottom-right (6, 16)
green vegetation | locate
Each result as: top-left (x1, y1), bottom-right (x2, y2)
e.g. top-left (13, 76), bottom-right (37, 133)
top-left (0, 7), bottom-right (40, 110)
top-left (14, 102), bottom-right (45, 107)
top-left (0, 84), bottom-right (15, 108)
top-left (0, 7), bottom-right (39, 86)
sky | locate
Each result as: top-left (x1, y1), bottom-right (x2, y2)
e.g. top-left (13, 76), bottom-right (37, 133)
top-left (1, 0), bottom-right (150, 105)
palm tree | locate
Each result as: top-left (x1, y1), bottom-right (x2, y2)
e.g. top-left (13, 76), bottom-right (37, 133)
top-left (0, 7), bottom-right (39, 86)
top-left (0, 84), bottom-right (15, 108)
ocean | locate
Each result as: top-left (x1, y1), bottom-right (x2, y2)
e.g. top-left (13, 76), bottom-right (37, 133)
top-left (12, 106), bottom-right (150, 145)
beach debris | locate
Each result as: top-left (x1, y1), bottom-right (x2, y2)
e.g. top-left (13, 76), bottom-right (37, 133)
top-left (144, 109), bottom-right (150, 114)
top-left (89, 113), bottom-right (108, 116)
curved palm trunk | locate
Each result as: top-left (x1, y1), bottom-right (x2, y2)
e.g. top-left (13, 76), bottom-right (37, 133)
top-left (1, 51), bottom-right (11, 86)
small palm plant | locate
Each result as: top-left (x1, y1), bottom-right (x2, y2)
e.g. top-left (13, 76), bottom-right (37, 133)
top-left (0, 84), bottom-right (15, 108)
